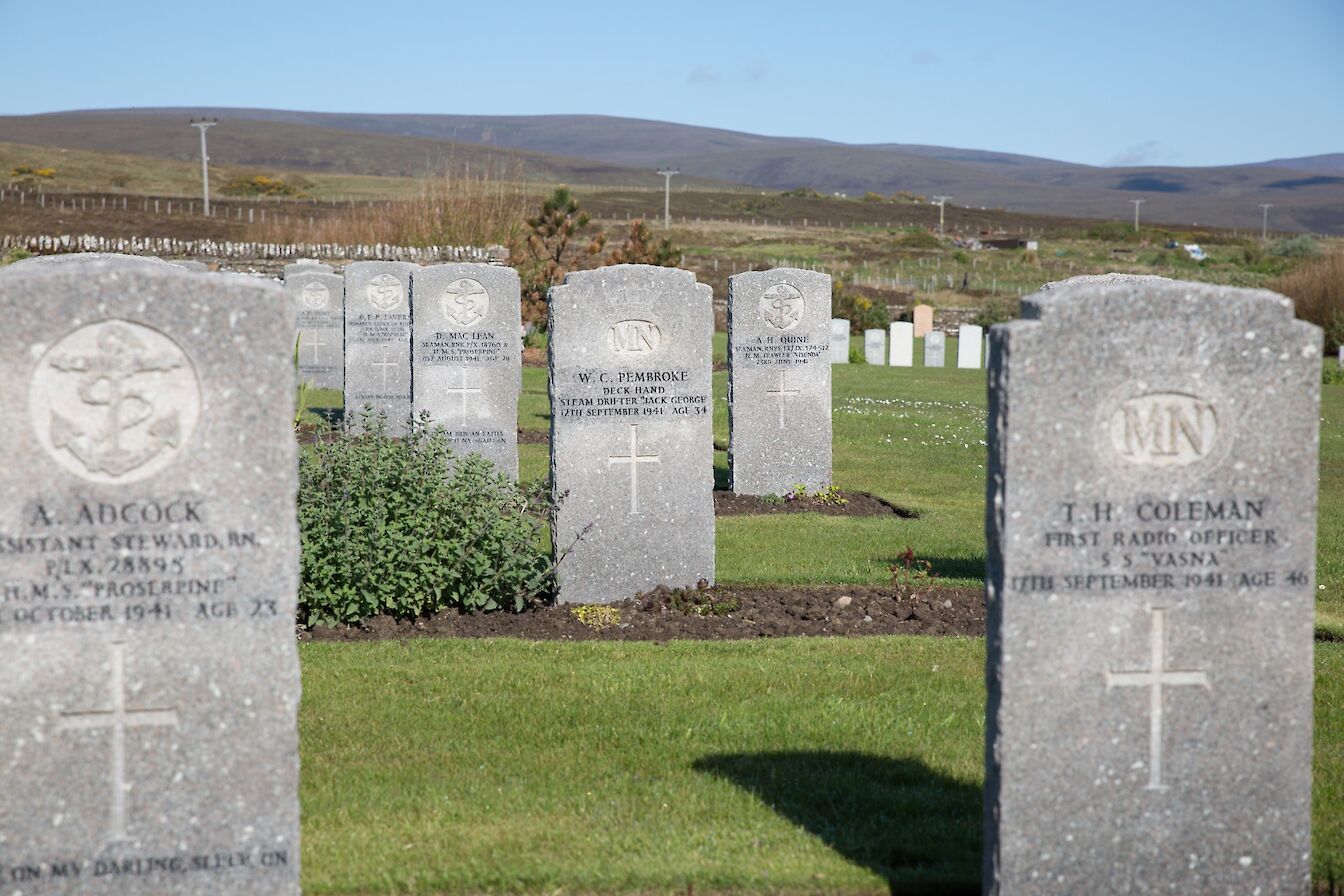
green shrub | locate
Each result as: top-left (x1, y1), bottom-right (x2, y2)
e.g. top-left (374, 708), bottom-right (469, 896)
top-left (973, 298), bottom-right (1018, 328)
top-left (1269, 235), bottom-right (1321, 258)
top-left (833, 276), bottom-right (890, 334)
top-left (1086, 221), bottom-right (1137, 243)
top-left (298, 411), bottom-right (553, 625)
top-left (895, 228), bottom-right (940, 249)
top-left (848, 346), bottom-right (865, 364)
top-left (1, 247), bottom-right (32, 266)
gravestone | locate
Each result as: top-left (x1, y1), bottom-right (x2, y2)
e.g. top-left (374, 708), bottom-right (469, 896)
top-left (956, 324), bottom-right (983, 369)
top-left (912, 303), bottom-right (934, 337)
top-left (548, 265), bottom-right (714, 603)
top-left (984, 279), bottom-right (1321, 894)
top-left (863, 328), bottom-right (886, 365)
top-left (344, 261), bottom-right (414, 433)
top-left (923, 330), bottom-right (945, 367)
top-left (726, 269), bottom-right (832, 496)
top-left (0, 261), bottom-right (301, 894)
top-left (829, 318), bottom-right (850, 363)
top-left (889, 321), bottom-right (913, 366)
top-left (168, 260), bottom-right (209, 271)
top-left (283, 260), bottom-right (334, 277)
top-left (3, 253), bottom-right (170, 271)
top-left (412, 263), bottom-right (521, 477)
top-left (286, 268), bottom-right (345, 392)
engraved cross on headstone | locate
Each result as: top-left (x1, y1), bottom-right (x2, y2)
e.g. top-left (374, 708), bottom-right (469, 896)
top-left (372, 347), bottom-right (399, 390)
top-left (57, 641), bottom-right (179, 842)
top-left (607, 423), bottom-right (660, 514)
top-left (1104, 607), bottom-right (1210, 791)
top-left (444, 369), bottom-right (483, 425)
top-left (764, 371), bottom-right (800, 430)
top-left (303, 333), bottom-right (327, 365)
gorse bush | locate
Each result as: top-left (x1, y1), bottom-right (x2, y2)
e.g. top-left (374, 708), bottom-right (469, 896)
top-left (832, 276), bottom-right (889, 334)
top-left (298, 411), bottom-right (554, 625)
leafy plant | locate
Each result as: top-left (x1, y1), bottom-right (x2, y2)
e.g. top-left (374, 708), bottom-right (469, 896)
top-left (833, 275), bottom-right (890, 334)
top-left (1269, 235), bottom-right (1321, 258)
top-left (784, 483), bottom-right (848, 507)
top-left (973, 298), bottom-right (1017, 328)
top-left (298, 411), bottom-right (554, 625)
top-left (669, 587), bottom-right (741, 617)
top-left (890, 546), bottom-right (939, 600)
top-left (1, 247), bottom-right (32, 266)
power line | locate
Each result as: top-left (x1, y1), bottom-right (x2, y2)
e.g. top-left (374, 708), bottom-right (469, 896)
top-left (1129, 198), bottom-right (1146, 233)
top-left (656, 169), bottom-right (679, 229)
top-left (1258, 203), bottom-right (1273, 241)
top-left (189, 118), bottom-right (217, 216)
top-left (931, 195), bottom-right (951, 234)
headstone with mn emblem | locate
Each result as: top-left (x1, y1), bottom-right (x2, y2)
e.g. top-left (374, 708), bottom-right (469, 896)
top-left (548, 265), bottom-right (714, 603)
top-left (286, 267), bottom-right (345, 392)
top-left (726, 269), bottom-right (831, 496)
top-left (0, 261), bottom-right (301, 894)
top-left (411, 263), bottom-right (522, 477)
top-left (984, 279), bottom-right (1321, 894)
top-left (344, 261), bottom-right (414, 433)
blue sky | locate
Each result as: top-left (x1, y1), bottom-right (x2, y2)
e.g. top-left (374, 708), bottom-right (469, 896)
top-left (1, 0), bottom-right (1339, 167)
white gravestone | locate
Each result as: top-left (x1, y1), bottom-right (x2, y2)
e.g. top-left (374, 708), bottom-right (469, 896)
top-left (411, 264), bottom-right (522, 477)
top-left (984, 279), bottom-right (1321, 893)
top-left (956, 323), bottom-right (983, 369)
top-left (344, 261), bottom-right (414, 434)
top-left (863, 328), bottom-right (886, 365)
top-left (548, 265), bottom-right (715, 604)
top-left (0, 261), bottom-right (301, 895)
top-left (286, 269), bottom-right (345, 392)
top-left (829, 319), bottom-right (850, 363)
top-left (888, 321), bottom-right (913, 366)
top-left (726, 269), bottom-right (832, 496)
top-left (923, 330), bottom-right (945, 367)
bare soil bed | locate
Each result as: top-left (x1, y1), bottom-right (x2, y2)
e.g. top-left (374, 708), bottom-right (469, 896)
top-left (301, 582), bottom-right (986, 643)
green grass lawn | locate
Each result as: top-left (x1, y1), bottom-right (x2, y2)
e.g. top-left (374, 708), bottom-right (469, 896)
top-left (299, 360), bottom-right (1344, 892)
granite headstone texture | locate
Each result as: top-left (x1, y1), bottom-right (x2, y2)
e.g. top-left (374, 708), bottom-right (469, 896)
top-left (548, 265), bottom-right (714, 603)
top-left (167, 260), bottom-right (209, 272)
top-left (412, 263), bottom-right (522, 477)
top-left (889, 321), bottom-right (913, 366)
top-left (3, 253), bottom-right (171, 272)
top-left (863, 328), bottom-right (886, 365)
top-left (923, 330), bottom-right (945, 367)
top-left (344, 261), bottom-right (414, 433)
top-left (286, 269), bottom-right (345, 392)
top-left (956, 324), bottom-right (983, 369)
top-left (912, 303), bottom-right (933, 337)
top-left (726, 269), bottom-right (832, 496)
top-left (984, 279), bottom-right (1321, 894)
top-left (0, 261), bottom-right (301, 895)
top-left (282, 260), bottom-right (334, 277)
top-left (829, 318), bottom-right (850, 363)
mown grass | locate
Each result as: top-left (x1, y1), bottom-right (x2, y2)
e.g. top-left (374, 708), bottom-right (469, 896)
top-left (298, 637), bottom-right (1344, 894)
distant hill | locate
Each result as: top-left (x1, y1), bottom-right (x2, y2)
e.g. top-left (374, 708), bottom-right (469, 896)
top-left (4, 108), bottom-right (1341, 233)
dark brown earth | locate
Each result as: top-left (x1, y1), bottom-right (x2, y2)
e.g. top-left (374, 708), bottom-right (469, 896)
top-left (714, 490), bottom-right (915, 518)
top-left (301, 582), bottom-right (986, 642)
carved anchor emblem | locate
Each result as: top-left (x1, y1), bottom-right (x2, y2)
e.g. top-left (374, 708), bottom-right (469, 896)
top-left (440, 278), bottom-right (489, 327)
top-left (761, 283), bottom-right (804, 332)
top-left (46, 324), bottom-right (186, 478)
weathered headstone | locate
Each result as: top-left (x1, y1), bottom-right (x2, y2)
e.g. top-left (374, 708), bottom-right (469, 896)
top-left (829, 318), bottom-right (850, 363)
top-left (168, 260), bottom-right (209, 271)
top-left (923, 330), bottom-right (945, 367)
top-left (984, 279), bottom-right (1321, 894)
top-left (956, 324), bottom-right (983, 369)
top-left (889, 321), bottom-right (913, 366)
top-left (548, 265), bottom-right (714, 603)
top-left (912, 303), bottom-right (934, 337)
top-left (287, 268), bottom-right (345, 393)
top-left (863, 328), bottom-right (886, 365)
top-left (3, 253), bottom-right (169, 271)
top-left (726, 269), bottom-right (832, 496)
top-left (0, 261), bottom-right (301, 894)
top-left (411, 263), bottom-right (522, 477)
top-left (282, 260), bottom-right (334, 277)
top-left (344, 261), bottom-right (414, 433)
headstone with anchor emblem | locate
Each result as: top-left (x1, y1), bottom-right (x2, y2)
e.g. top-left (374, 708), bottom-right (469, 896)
top-left (411, 263), bottom-right (522, 477)
top-left (0, 260), bottom-right (301, 894)
top-left (726, 269), bottom-right (832, 496)
top-left (984, 279), bottom-right (1321, 893)
top-left (344, 261), bottom-right (414, 434)
top-left (285, 267), bottom-right (345, 393)
top-left (548, 265), bottom-right (715, 603)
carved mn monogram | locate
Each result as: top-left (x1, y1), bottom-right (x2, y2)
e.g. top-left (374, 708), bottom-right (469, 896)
top-left (1110, 392), bottom-right (1218, 467)
top-left (607, 319), bottom-right (662, 354)
top-left (31, 320), bottom-right (201, 483)
top-left (300, 280), bottom-right (330, 310)
top-left (760, 283), bottom-right (804, 332)
top-left (440, 277), bottom-right (489, 328)
top-left (366, 274), bottom-right (403, 312)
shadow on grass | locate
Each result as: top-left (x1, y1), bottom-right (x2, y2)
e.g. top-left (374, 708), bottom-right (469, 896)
top-left (693, 751), bottom-right (980, 895)
top-left (882, 555), bottom-right (987, 583)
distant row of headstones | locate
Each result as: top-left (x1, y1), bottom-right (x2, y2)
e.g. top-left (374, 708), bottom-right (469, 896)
top-left (0, 255), bottom-right (1324, 894)
top-left (285, 259), bottom-right (834, 604)
top-left (829, 319), bottom-right (986, 368)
